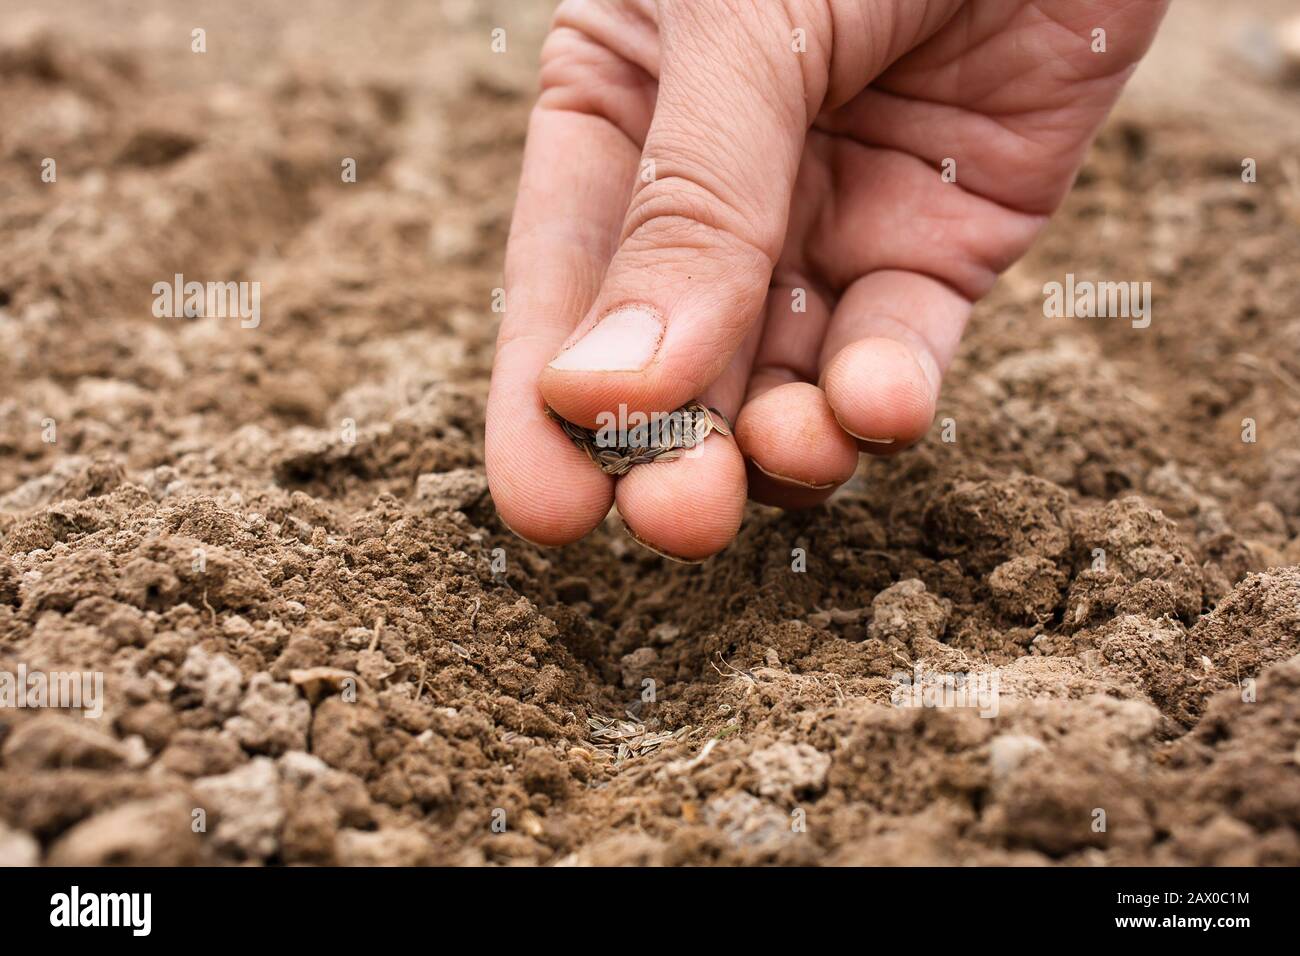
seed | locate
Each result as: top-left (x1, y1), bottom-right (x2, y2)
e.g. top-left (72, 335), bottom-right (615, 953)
top-left (586, 712), bottom-right (691, 765)
top-left (546, 400), bottom-right (731, 476)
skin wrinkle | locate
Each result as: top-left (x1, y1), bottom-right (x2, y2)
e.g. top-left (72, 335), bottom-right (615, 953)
top-left (876, 6), bottom-right (1149, 110)
top-left (670, 0), bottom-right (810, 135)
top-left (624, 179), bottom-right (784, 272)
top-left (640, 100), bottom-right (797, 249)
top-left (759, 4), bottom-right (815, 133)
top-left (610, 223), bottom-right (773, 326)
top-left (815, 98), bottom-right (1063, 215)
top-left (824, 89), bottom-right (1118, 212)
top-left (750, 362), bottom-right (810, 389)
top-left (780, 0), bottom-right (833, 117)
top-left (822, 0), bottom-right (968, 107)
top-left (536, 35), bottom-right (653, 147)
top-left (552, 1), bottom-right (662, 81)
top-left (824, 0), bottom-right (880, 105)
top-left (810, 136), bottom-right (1046, 299)
top-left (1027, 0), bottom-right (1159, 84)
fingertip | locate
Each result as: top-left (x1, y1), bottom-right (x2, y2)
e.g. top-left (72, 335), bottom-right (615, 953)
top-left (822, 337), bottom-right (936, 451)
top-left (735, 381), bottom-right (858, 491)
top-left (615, 435), bottom-right (746, 562)
top-left (488, 463), bottom-right (614, 547)
top-left (485, 393), bottom-right (615, 547)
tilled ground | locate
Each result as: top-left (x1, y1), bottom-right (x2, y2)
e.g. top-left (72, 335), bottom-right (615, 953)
top-left (1, 1), bottom-right (1299, 866)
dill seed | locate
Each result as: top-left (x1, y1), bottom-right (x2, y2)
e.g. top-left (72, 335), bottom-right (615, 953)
top-left (546, 400), bottom-right (731, 476)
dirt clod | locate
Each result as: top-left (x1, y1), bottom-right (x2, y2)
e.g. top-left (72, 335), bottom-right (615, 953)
top-left (867, 579), bottom-right (951, 648)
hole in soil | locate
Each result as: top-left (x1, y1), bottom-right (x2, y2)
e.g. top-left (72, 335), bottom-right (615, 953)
top-left (115, 128), bottom-right (200, 167)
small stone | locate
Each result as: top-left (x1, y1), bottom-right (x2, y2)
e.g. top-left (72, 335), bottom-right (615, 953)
top-left (702, 792), bottom-right (792, 849)
top-left (179, 647), bottom-right (243, 717)
top-left (122, 735), bottom-right (152, 768)
top-left (335, 828), bottom-right (434, 866)
top-left (619, 647), bottom-right (658, 690)
top-left (989, 733), bottom-right (1047, 781)
top-left (1279, 16), bottom-right (1300, 82)
top-left (278, 750), bottom-right (330, 786)
top-left (649, 623), bottom-right (681, 645)
top-left (224, 672), bottom-right (311, 755)
top-left (748, 742), bottom-right (831, 801)
top-left (0, 821), bottom-right (40, 867)
top-left (221, 615), bottom-right (254, 640)
top-left (807, 607), bottom-right (868, 628)
top-left (194, 757), bottom-right (284, 861)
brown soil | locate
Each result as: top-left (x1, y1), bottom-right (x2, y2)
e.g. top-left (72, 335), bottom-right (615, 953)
top-left (1, 0), bottom-right (1299, 866)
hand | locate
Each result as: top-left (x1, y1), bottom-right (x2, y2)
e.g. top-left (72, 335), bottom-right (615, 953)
top-left (486, 0), bottom-right (1169, 560)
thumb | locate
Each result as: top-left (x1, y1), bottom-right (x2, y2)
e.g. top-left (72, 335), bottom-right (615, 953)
top-left (539, 1), bottom-right (816, 426)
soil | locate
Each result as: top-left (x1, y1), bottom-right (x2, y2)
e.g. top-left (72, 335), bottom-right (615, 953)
top-left (1, 0), bottom-right (1299, 866)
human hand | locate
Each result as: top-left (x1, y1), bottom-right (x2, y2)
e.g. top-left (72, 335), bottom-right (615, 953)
top-left (486, 0), bottom-right (1169, 560)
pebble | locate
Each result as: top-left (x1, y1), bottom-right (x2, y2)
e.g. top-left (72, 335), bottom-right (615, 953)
top-left (194, 757), bottom-right (284, 861)
top-left (0, 821), bottom-right (40, 867)
top-left (224, 672), bottom-right (310, 755)
top-left (748, 742), bottom-right (831, 801)
top-left (989, 734), bottom-right (1048, 781)
top-left (179, 646), bottom-right (243, 717)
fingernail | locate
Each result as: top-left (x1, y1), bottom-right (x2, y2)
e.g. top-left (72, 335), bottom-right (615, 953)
top-left (620, 520), bottom-right (707, 565)
top-left (751, 460), bottom-right (836, 489)
top-left (832, 410), bottom-right (896, 444)
top-left (548, 305), bottom-right (664, 372)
